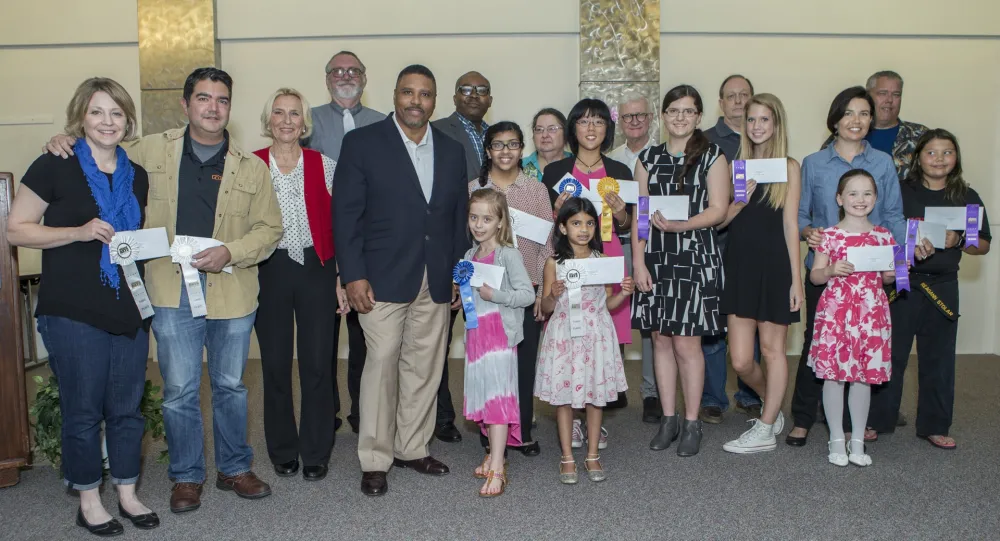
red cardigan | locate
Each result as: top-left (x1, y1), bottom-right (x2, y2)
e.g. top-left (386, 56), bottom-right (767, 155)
top-left (253, 147), bottom-right (335, 264)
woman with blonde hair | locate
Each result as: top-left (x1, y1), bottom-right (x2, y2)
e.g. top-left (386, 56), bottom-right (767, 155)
top-left (252, 88), bottom-right (347, 481)
top-left (718, 93), bottom-right (803, 453)
top-left (8, 77), bottom-right (159, 534)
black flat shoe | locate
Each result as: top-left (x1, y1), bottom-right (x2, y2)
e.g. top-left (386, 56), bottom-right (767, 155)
top-left (516, 441), bottom-right (540, 456)
top-left (334, 417), bottom-right (343, 432)
top-left (785, 432), bottom-right (808, 447)
top-left (347, 415), bottom-right (360, 434)
top-left (117, 503), bottom-right (160, 530)
top-left (76, 508), bottom-right (124, 537)
top-left (303, 464), bottom-right (328, 481)
top-left (273, 459), bottom-right (300, 477)
top-left (434, 422), bottom-right (462, 443)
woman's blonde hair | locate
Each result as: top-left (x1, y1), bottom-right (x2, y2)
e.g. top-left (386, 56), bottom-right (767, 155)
top-left (469, 188), bottom-right (514, 247)
top-left (64, 77), bottom-right (138, 142)
top-left (738, 93), bottom-right (789, 210)
top-left (260, 87), bottom-right (313, 139)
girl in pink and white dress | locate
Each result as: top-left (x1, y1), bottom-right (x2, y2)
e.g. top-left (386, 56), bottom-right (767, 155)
top-left (462, 189), bottom-right (535, 497)
top-left (807, 169), bottom-right (896, 468)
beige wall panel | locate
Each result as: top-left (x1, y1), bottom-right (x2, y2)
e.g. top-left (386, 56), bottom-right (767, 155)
top-left (140, 90), bottom-right (188, 135)
top-left (0, 0), bottom-right (138, 46)
top-left (662, 34), bottom-right (1000, 354)
top-left (581, 0), bottom-right (659, 82)
top-left (216, 0), bottom-right (579, 40)
top-left (661, 0), bottom-right (1000, 36)
top-left (138, 0), bottom-right (217, 90)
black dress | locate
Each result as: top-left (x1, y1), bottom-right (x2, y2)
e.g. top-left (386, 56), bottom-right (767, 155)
top-left (720, 185), bottom-right (800, 325)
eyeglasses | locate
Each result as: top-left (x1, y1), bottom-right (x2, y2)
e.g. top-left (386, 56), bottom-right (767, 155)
top-left (620, 112), bottom-right (650, 124)
top-left (533, 126), bottom-right (563, 134)
top-left (489, 140), bottom-right (523, 151)
top-left (458, 85), bottom-right (490, 97)
top-left (664, 108), bottom-right (699, 119)
top-left (576, 118), bottom-right (607, 128)
top-left (327, 67), bottom-right (365, 79)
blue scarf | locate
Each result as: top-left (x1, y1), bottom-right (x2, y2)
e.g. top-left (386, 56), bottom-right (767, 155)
top-left (74, 139), bottom-right (141, 294)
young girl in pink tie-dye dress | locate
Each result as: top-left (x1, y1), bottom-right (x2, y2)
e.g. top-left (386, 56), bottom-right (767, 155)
top-left (462, 189), bottom-right (536, 497)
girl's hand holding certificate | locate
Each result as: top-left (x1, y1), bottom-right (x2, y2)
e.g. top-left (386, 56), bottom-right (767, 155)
top-left (829, 260), bottom-right (855, 277)
top-left (619, 276), bottom-right (635, 296)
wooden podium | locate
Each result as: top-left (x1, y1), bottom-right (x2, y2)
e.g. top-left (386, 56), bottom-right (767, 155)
top-left (0, 173), bottom-right (30, 487)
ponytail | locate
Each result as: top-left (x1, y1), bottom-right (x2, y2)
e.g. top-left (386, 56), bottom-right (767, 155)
top-left (477, 149), bottom-right (491, 187)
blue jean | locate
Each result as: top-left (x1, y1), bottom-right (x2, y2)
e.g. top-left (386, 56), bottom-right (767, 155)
top-left (701, 334), bottom-right (761, 410)
top-left (37, 316), bottom-right (148, 490)
top-left (151, 276), bottom-right (256, 483)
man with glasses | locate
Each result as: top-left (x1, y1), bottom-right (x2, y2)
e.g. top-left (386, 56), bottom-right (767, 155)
top-left (308, 51), bottom-right (386, 436)
top-left (432, 71), bottom-right (493, 181)
top-left (607, 93), bottom-right (660, 423)
top-left (700, 74), bottom-right (764, 425)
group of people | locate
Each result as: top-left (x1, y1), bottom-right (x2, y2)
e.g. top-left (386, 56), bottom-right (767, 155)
top-left (6, 46), bottom-right (991, 534)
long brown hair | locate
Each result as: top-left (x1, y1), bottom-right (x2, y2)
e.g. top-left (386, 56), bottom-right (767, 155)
top-left (904, 129), bottom-right (968, 204)
top-left (662, 85), bottom-right (710, 190)
top-left (737, 93), bottom-right (790, 210)
top-left (468, 188), bottom-right (515, 247)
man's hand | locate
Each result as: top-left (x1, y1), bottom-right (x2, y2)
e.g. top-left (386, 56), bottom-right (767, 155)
top-left (45, 134), bottom-right (78, 158)
top-left (347, 279), bottom-right (376, 314)
top-left (190, 246), bottom-right (232, 273)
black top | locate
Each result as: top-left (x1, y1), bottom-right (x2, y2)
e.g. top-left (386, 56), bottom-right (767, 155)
top-left (902, 181), bottom-right (991, 279)
top-left (176, 128), bottom-right (227, 237)
top-left (21, 152), bottom-right (149, 335)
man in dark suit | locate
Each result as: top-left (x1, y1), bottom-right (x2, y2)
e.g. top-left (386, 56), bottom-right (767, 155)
top-left (333, 64), bottom-right (470, 497)
top-left (426, 70), bottom-right (492, 443)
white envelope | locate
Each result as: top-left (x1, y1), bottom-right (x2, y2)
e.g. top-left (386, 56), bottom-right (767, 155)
top-left (509, 207), bottom-right (553, 245)
top-left (648, 195), bottom-right (689, 221)
top-left (924, 206), bottom-right (984, 230)
top-left (172, 235), bottom-right (234, 274)
top-left (615, 180), bottom-right (640, 204)
top-left (733, 158), bottom-right (788, 184)
top-left (560, 256), bottom-right (625, 286)
top-left (918, 221), bottom-right (947, 249)
top-left (463, 260), bottom-right (505, 289)
top-left (109, 227), bottom-right (171, 262)
top-left (846, 246), bottom-right (895, 272)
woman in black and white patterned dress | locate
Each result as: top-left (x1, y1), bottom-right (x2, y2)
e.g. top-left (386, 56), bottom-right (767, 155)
top-left (631, 85), bottom-right (730, 457)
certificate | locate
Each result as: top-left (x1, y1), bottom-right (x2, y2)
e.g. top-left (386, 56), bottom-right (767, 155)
top-left (918, 221), bottom-right (947, 249)
top-left (171, 235), bottom-right (233, 273)
top-left (924, 206), bottom-right (984, 230)
top-left (559, 256), bottom-right (625, 286)
top-left (846, 246), bottom-right (895, 272)
top-left (465, 260), bottom-right (505, 289)
top-left (108, 227), bottom-right (170, 262)
top-left (648, 195), bottom-right (689, 221)
top-left (732, 158), bottom-right (787, 184)
top-left (509, 207), bottom-right (553, 244)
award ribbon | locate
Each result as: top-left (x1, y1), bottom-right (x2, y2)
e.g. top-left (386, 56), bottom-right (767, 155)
top-left (557, 177), bottom-right (583, 197)
top-left (732, 160), bottom-right (748, 204)
top-left (596, 177), bottom-right (619, 242)
top-left (893, 245), bottom-right (910, 292)
top-left (108, 235), bottom-right (154, 319)
top-left (905, 219), bottom-right (919, 265)
top-left (170, 236), bottom-right (208, 317)
top-left (637, 196), bottom-right (650, 241)
top-left (562, 267), bottom-right (586, 338)
top-left (452, 261), bottom-right (478, 330)
top-left (965, 204), bottom-right (980, 248)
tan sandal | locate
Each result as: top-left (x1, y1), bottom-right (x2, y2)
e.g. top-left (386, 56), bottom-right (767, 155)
top-left (478, 469), bottom-right (507, 497)
top-left (474, 454), bottom-right (508, 479)
top-left (559, 455), bottom-right (578, 485)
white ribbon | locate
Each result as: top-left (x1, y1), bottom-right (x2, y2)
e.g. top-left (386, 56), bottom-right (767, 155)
top-left (109, 235), bottom-right (154, 319)
top-left (562, 267), bottom-right (586, 338)
top-left (170, 237), bottom-right (207, 317)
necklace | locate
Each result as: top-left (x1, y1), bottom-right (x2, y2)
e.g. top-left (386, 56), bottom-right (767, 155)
top-left (575, 154), bottom-right (602, 172)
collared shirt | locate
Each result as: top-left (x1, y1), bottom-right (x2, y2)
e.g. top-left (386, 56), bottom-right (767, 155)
top-left (608, 139), bottom-right (654, 177)
top-left (269, 152), bottom-right (336, 265)
top-left (177, 128), bottom-right (228, 238)
top-left (521, 150), bottom-right (572, 182)
top-left (307, 102), bottom-right (386, 160)
top-left (456, 113), bottom-right (488, 167)
top-left (819, 119), bottom-right (928, 181)
top-left (798, 141), bottom-right (905, 268)
top-left (703, 116), bottom-right (741, 163)
top-left (393, 113), bottom-right (435, 201)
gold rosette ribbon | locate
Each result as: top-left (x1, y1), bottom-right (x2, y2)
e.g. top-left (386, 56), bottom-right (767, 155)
top-left (596, 176), bottom-right (619, 242)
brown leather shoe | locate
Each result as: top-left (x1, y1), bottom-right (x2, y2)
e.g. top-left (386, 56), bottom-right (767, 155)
top-left (170, 482), bottom-right (203, 513)
top-left (392, 456), bottom-right (450, 475)
top-left (361, 471), bottom-right (388, 496)
top-left (215, 471), bottom-right (272, 499)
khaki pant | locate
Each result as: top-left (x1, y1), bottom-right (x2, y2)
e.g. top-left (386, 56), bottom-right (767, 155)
top-left (356, 269), bottom-right (450, 471)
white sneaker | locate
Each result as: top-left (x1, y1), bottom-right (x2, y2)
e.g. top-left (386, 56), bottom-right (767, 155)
top-left (580, 424), bottom-right (610, 450)
top-left (722, 419), bottom-right (776, 454)
top-left (772, 411), bottom-right (785, 436)
top-left (571, 419), bottom-right (583, 448)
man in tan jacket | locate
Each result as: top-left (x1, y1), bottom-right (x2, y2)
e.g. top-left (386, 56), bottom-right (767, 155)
top-left (46, 67), bottom-right (283, 514)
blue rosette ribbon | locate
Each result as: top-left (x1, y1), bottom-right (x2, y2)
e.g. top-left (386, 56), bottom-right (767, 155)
top-left (557, 177), bottom-right (583, 197)
top-left (452, 261), bottom-right (479, 329)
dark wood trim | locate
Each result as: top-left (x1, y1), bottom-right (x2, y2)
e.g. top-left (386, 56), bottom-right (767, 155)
top-left (0, 173), bottom-right (29, 487)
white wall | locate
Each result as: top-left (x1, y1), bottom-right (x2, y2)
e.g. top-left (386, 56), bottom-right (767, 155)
top-left (2, 0), bottom-right (998, 355)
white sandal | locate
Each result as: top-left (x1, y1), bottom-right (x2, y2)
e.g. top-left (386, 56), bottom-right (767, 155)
top-left (848, 439), bottom-right (872, 467)
top-left (828, 438), bottom-right (848, 466)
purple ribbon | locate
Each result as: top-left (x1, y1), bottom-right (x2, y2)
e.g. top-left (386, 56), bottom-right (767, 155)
top-left (905, 219), bottom-right (919, 265)
top-left (893, 245), bottom-right (910, 292)
top-left (733, 160), bottom-right (748, 204)
top-left (638, 196), bottom-right (650, 240)
top-left (965, 204), bottom-right (980, 248)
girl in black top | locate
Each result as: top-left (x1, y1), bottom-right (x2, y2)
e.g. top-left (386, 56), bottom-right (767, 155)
top-left (868, 129), bottom-right (991, 450)
top-left (7, 78), bottom-right (158, 535)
